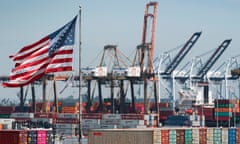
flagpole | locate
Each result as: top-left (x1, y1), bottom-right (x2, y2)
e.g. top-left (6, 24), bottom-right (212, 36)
top-left (78, 5), bottom-right (83, 143)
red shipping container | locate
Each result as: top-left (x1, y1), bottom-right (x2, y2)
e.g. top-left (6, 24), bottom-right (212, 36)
top-left (176, 129), bottom-right (185, 144)
top-left (215, 116), bottom-right (230, 121)
top-left (159, 115), bottom-right (168, 121)
top-left (158, 102), bottom-right (169, 108)
top-left (199, 128), bottom-right (207, 144)
top-left (121, 114), bottom-right (144, 120)
top-left (161, 129), bottom-right (169, 143)
top-left (236, 128), bottom-right (240, 143)
top-left (56, 118), bottom-right (79, 124)
top-left (0, 130), bottom-right (28, 144)
top-left (235, 112), bottom-right (240, 116)
top-left (159, 110), bottom-right (174, 116)
top-left (0, 106), bottom-right (15, 114)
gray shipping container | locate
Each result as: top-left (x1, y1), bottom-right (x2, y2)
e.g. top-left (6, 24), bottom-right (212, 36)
top-left (88, 128), bottom-right (161, 144)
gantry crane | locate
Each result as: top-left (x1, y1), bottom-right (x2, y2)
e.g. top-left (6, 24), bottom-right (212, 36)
top-left (81, 44), bottom-right (133, 113)
top-left (132, 1), bottom-right (158, 114)
top-left (208, 55), bottom-right (239, 100)
top-left (191, 39), bottom-right (232, 81)
top-left (157, 32), bottom-right (202, 105)
top-left (187, 39), bottom-right (232, 104)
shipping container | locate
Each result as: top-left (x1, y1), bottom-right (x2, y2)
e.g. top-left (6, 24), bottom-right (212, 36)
top-left (184, 129), bottom-right (192, 144)
top-left (213, 128), bottom-right (221, 144)
top-left (199, 128), bottom-right (207, 144)
top-left (192, 128), bottom-right (200, 144)
top-left (176, 129), bottom-right (184, 144)
top-left (88, 128), bottom-right (161, 144)
top-left (234, 128), bottom-right (239, 144)
top-left (207, 128), bottom-right (214, 144)
top-left (0, 106), bottom-right (15, 114)
top-left (37, 130), bottom-right (47, 144)
top-left (161, 129), bottom-right (169, 144)
top-left (228, 128), bottom-right (236, 144)
top-left (169, 129), bottom-right (176, 144)
top-left (0, 130), bottom-right (28, 144)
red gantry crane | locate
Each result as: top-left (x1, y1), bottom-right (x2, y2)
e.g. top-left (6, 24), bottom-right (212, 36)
top-left (132, 1), bottom-right (158, 114)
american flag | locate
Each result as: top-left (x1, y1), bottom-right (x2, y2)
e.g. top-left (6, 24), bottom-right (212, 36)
top-left (2, 16), bottom-right (77, 87)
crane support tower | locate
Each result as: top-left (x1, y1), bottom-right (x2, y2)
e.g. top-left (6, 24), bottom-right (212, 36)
top-left (134, 1), bottom-right (158, 114)
top-left (139, 1), bottom-right (158, 74)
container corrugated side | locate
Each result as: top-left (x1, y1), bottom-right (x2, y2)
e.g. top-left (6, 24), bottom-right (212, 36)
top-left (199, 128), bottom-right (207, 144)
top-left (207, 128), bottom-right (214, 144)
top-left (230, 128), bottom-right (237, 144)
top-left (0, 130), bottom-right (28, 144)
top-left (88, 128), bottom-right (154, 144)
top-left (169, 129), bottom-right (176, 144)
top-left (161, 129), bottom-right (169, 144)
top-left (213, 128), bottom-right (222, 144)
top-left (192, 128), bottom-right (199, 144)
top-left (221, 128), bottom-right (228, 144)
top-left (184, 129), bottom-right (192, 144)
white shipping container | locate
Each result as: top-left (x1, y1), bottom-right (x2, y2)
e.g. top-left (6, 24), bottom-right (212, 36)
top-left (192, 121), bottom-right (200, 127)
top-left (56, 128), bottom-right (75, 135)
top-left (102, 114), bottom-right (121, 120)
top-left (81, 68), bottom-right (95, 76)
top-left (63, 137), bottom-right (79, 144)
top-left (0, 118), bottom-right (15, 123)
top-left (94, 67), bottom-right (107, 77)
top-left (138, 120), bottom-right (145, 125)
top-left (112, 68), bottom-right (127, 76)
top-left (2, 123), bottom-right (12, 129)
top-left (127, 67), bottom-right (140, 77)
top-left (10, 112), bottom-right (34, 118)
top-left (153, 130), bottom-right (161, 144)
top-left (120, 120), bottom-right (140, 126)
top-left (117, 125), bottom-right (137, 129)
top-left (82, 123), bottom-right (101, 129)
top-left (82, 119), bottom-right (100, 125)
top-left (100, 124), bottom-right (116, 129)
top-left (56, 123), bottom-right (78, 129)
top-left (101, 119), bottom-right (121, 125)
top-left (32, 118), bottom-right (53, 123)
top-left (136, 125), bottom-right (147, 128)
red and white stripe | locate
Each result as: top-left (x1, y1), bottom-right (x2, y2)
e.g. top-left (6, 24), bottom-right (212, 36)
top-left (2, 37), bottom-right (73, 87)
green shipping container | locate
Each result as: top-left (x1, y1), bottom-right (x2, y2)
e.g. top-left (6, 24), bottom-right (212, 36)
top-left (169, 130), bottom-right (176, 144)
top-left (184, 129), bottom-right (192, 143)
top-left (215, 112), bottom-right (232, 117)
top-left (0, 114), bottom-right (10, 118)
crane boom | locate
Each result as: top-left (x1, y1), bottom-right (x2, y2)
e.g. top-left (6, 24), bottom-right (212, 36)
top-left (196, 39), bottom-right (232, 79)
top-left (163, 32), bottom-right (202, 75)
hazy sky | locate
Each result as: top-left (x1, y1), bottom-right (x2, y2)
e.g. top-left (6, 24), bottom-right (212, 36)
top-left (0, 0), bottom-right (240, 101)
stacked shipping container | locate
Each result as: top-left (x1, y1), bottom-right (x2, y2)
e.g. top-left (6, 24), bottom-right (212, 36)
top-left (89, 127), bottom-right (240, 144)
top-left (158, 102), bottom-right (174, 122)
top-left (214, 99), bottom-right (234, 121)
top-left (0, 130), bottom-right (53, 144)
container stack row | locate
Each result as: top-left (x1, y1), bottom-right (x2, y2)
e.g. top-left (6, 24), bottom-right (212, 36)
top-left (88, 127), bottom-right (240, 144)
top-left (0, 130), bottom-right (53, 144)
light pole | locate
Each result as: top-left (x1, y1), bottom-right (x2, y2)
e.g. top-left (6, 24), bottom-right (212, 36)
top-left (78, 5), bottom-right (83, 144)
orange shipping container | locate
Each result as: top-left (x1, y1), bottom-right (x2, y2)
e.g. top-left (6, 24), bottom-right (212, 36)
top-left (215, 108), bottom-right (232, 112)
